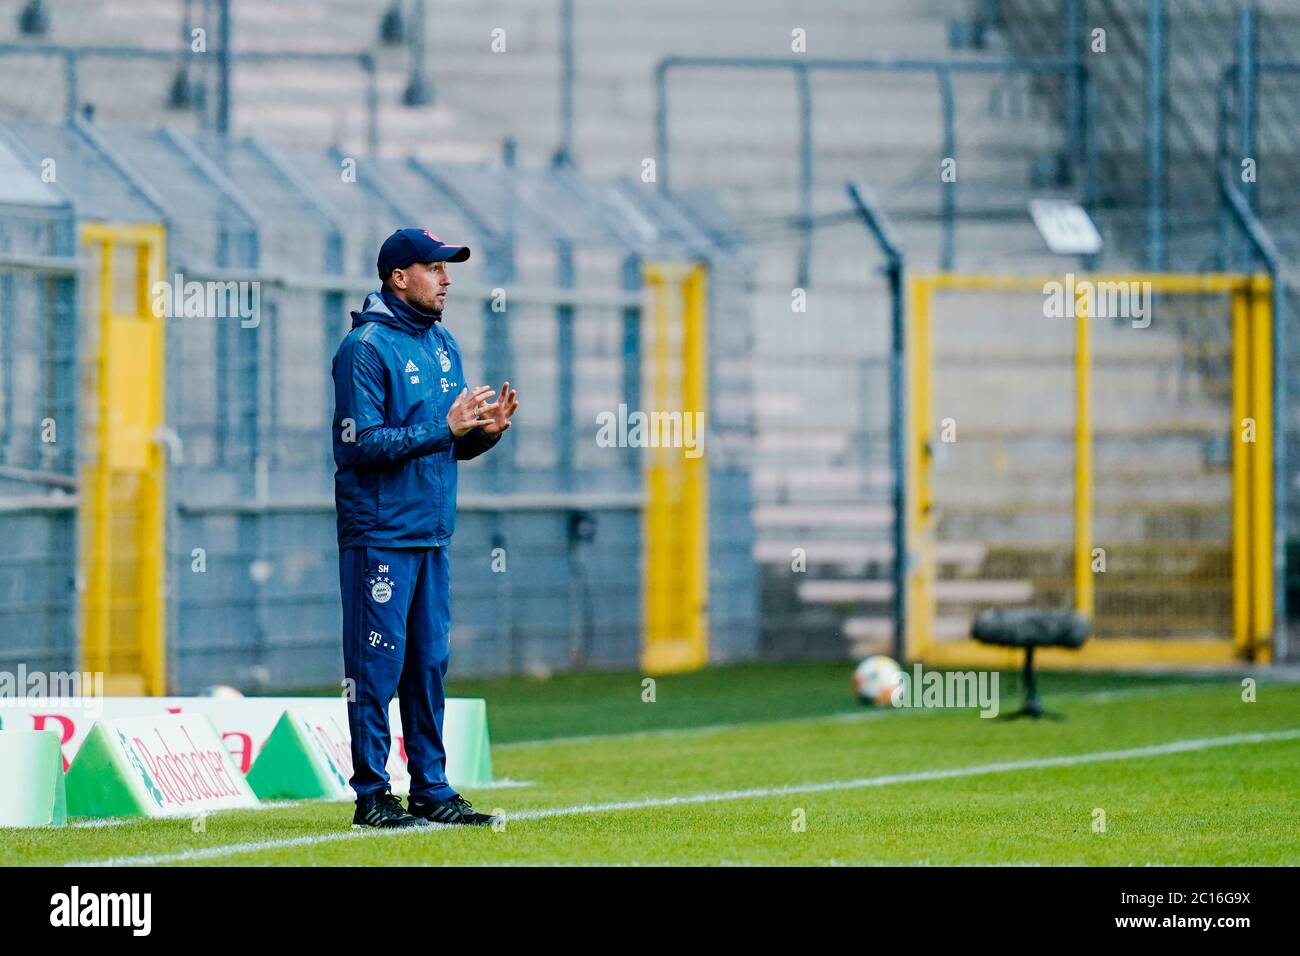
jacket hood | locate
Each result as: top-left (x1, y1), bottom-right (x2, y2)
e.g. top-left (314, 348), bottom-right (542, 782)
top-left (350, 290), bottom-right (442, 336)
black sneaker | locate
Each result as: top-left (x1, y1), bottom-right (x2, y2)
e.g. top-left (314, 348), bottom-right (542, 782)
top-left (351, 789), bottom-right (430, 829)
top-left (408, 793), bottom-right (501, 827)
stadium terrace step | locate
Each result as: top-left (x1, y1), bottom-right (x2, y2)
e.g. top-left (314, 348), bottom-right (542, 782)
top-left (936, 512), bottom-right (1231, 546)
top-left (752, 464), bottom-right (893, 496)
top-left (932, 479), bottom-right (1233, 510)
top-left (800, 578), bottom-right (1035, 605)
top-left (975, 542), bottom-right (1230, 579)
top-left (754, 504), bottom-right (893, 531)
top-left (842, 615), bottom-right (971, 642)
top-left (924, 421), bottom-right (1233, 442)
top-left (753, 539), bottom-right (988, 571)
top-left (753, 430), bottom-right (851, 456)
top-left (1093, 590), bottom-right (1232, 616)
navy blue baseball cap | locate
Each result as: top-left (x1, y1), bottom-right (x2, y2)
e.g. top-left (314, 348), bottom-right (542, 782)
top-left (377, 228), bottom-right (471, 278)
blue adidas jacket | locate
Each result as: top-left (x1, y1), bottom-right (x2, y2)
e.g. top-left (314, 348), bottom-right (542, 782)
top-left (331, 290), bottom-right (500, 550)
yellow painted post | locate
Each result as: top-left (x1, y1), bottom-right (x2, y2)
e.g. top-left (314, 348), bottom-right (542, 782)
top-left (907, 276), bottom-right (935, 660)
top-left (136, 232), bottom-right (167, 693)
top-left (79, 223), bottom-right (168, 695)
top-left (643, 266), bottom-right (670, 669)
top-left (1231, 288), bottom-right (1252, 655)
top-left (1248, 276), bottom-right (1274, 661)
top-left (1074, 284), bottom-right (1094, 617)
top-left (641, 262), bottom-right (709, 674)
top-left (682, 264), bottom-right (709, 668)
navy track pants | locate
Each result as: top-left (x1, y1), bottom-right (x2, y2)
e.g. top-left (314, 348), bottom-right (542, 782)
top-left (339, 545), bottom-right (456, 802)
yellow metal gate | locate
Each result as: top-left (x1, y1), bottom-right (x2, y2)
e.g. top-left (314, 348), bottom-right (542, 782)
top-left (79, 223), bottom-right (168, 694)
top-left (907, 272), bottom-right (1273, 667)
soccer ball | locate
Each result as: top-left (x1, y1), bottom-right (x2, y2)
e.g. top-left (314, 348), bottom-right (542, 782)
top-left (853, 655), bottom-right (904, 707)
top-left (200, 685), bottom-right (244, 698)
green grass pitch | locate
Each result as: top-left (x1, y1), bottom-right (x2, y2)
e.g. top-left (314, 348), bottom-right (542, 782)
top-left (9, 663), bottom-right (1299, 866)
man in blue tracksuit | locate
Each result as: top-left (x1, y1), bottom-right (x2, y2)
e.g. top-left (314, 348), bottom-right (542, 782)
top-left (332, 228), bottom-right (518, 829)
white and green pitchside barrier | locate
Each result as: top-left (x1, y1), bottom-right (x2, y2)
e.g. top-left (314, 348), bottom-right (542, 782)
top-left (246, 700), bottom-right (493, 801)
top-left (66, 713), bottom-right (259, 818)
top-left (0, 730), bottom-right (67, 827)
top-left (0, 697), bottom-right (493, 823)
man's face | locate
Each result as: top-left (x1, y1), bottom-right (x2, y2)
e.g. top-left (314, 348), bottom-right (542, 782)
top-left (390, 260), bottom-right (451, 313)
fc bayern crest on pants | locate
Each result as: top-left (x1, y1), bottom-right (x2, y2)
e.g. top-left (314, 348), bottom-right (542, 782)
top-left (368, 575), bottom-right (394, 604)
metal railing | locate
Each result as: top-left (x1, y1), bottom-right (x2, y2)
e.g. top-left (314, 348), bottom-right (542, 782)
top-left (1217, 60), bottom-right (1300, 208)
top-left (991, 0), bottom-right (1242, 268)
top-left (846, 180), bottom-right (906, 662)
top-left (0, 42), bottom-right (380, 153)
top-left (654, 54), bottom-right (1089, 285)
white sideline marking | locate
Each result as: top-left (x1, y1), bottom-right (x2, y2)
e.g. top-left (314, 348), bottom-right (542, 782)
top-left (67, 726), bottom-right (1300, 867)
top-left (473, 777), bottom-right (535, 789)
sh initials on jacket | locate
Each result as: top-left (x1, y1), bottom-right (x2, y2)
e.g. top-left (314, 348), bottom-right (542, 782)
top-left (405, 358), bottom-right (420, 385)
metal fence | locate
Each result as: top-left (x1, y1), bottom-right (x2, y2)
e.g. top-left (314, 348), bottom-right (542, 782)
top-left (0, 119), bottom-right (757, 693)
top-left (0, 182), bottom-right (79, 681)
